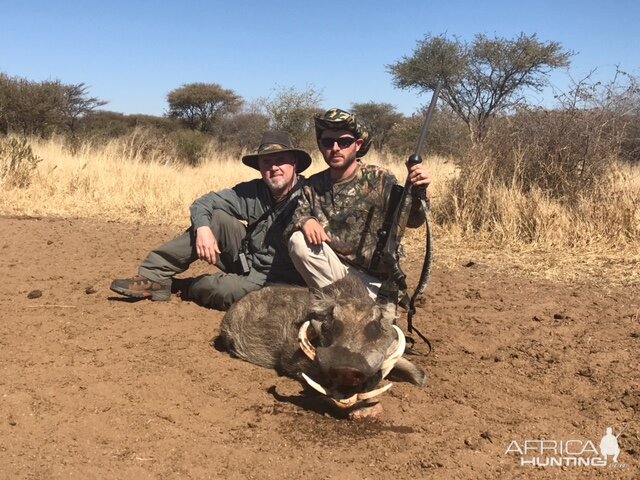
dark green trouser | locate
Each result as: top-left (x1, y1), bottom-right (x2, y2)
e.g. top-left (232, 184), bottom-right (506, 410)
top-left (139, 210), bottom-right (261, 310)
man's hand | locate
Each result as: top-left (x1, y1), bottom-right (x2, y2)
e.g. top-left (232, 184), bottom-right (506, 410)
top-left (195, 226), bottom-right (221, 265)
top-left (302, 218), bottom-right (331, 246)
top-left (407, 163), bottom-right (432, 188)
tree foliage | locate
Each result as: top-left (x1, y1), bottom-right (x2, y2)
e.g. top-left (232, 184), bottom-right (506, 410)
top-left (0, 73), bottom-right (107, 137)
top-left (389, 33), bottom-right (572, 143)
top-left (260, 85), bottom-right (323, 151)
top-left (350, 102), bottom-right (403, 151)
top-left (62, 83), bottom-right (107, 133)
top-left (387, 107), bottom-right (471, 158)
top-left (167, 83), bottom-right (242, 133)
top-left (216, 111), bottom-right (270, 154)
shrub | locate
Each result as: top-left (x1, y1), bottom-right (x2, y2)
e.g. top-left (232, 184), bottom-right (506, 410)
top-left (0, 136), bottom-right (43, 188)
top-left (169, 129), bottom-right (210, 166)
top-left (469, 107), bottom-right (621, 202)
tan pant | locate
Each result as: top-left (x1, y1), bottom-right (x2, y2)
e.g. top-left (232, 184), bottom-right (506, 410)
top-left (288, 231), bottom-right (380, 299)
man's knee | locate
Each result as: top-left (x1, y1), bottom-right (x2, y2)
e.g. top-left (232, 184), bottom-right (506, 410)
top-left (210, 209), bottom-right (233, 226)
top-left (288, 231), bottom-right (307, 258)
top-left (189, 274), bottom-right (259, 310)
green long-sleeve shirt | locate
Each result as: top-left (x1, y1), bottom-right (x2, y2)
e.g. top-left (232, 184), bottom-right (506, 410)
top-left (190, 176), bottom-right (305, 286)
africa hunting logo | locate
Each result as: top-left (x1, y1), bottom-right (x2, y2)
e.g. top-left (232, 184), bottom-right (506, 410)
top-left (505, 426), bottom-right (628, 468)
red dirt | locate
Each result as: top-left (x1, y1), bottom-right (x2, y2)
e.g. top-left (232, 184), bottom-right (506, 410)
top-left (1, 216), bottom-right (638, 479)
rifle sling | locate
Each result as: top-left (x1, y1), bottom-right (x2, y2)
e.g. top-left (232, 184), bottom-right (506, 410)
top-left (241, 181), bottom-right (303, 251)
top-left (406, 194), bottom-right (433, 353)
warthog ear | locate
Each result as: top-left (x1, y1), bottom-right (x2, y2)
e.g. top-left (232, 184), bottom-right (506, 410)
top-left (309, 319), bottom-right (323, 338)
top-left (309, 291), bottom-right (335, 319)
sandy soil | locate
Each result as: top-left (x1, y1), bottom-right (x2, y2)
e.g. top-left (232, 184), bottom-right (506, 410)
top-left (0, 216), bottom-right (638, 479)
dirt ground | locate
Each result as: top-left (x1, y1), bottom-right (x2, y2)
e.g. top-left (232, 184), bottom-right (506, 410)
top-left (0, 216), bottom-right (638, 479)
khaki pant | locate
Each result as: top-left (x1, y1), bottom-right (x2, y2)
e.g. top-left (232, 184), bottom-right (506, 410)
top-left (287, 231), bottom-right (380, 299)
top-left (139, 210), bottom-right (261, 310)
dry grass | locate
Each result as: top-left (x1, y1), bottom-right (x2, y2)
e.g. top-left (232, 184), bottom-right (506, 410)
top-left (1, 135), bottom-right (638, 287)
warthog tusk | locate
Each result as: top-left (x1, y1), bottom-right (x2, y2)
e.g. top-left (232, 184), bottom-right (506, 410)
top-left (333, 394), bottom-right (361, 408)
top-left (334, 383), bottom-right (394, 408)
top-left (380, 325), bottom-right (406, 379)
top-left (355, 383), bottom-right (393, 401)
top-left (301, 372), bottom-right (327, 395)
top-left (297, 321), bottom-right (316, 361)
top-left (301, 373), bottom-right (394, 409)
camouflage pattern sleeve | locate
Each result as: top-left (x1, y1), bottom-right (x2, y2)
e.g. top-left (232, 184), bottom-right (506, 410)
top-left (283, 164), bottom-right (426, 275)
top-left (284, 171), bottom-right (332, 237)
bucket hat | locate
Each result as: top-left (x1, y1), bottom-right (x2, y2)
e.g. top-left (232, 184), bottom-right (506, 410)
top-left (242, 131), bottom-right (312, 172)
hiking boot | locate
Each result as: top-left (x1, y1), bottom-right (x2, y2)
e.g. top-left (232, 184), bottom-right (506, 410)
top-left (171, 277), bottom-right (194, 301)
top-left (110, 275), bottom-right (171, 301)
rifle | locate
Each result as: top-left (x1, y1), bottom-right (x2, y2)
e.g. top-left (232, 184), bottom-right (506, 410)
top-left (373, 82), bottom-right (441, 344)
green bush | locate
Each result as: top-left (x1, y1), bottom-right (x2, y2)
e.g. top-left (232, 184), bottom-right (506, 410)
top-left (468, 107), bottom-right (621, 202)
top-left (169, 129), bottom-right (209, 166)
top-left (0, 137), bottom-right (42, 188)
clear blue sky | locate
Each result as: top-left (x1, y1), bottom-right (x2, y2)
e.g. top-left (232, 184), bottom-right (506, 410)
top-left (1, 0), bottom-right (638, 116)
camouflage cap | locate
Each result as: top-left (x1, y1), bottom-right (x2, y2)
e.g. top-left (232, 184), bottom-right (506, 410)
top-left (314, 108), bottom-right (371, 157)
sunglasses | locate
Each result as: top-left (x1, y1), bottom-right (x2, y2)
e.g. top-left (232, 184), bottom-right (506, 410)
top-left (319, 137), bottom-right (357, 149)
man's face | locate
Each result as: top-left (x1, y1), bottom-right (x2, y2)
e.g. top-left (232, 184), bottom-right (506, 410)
top-left (318, 130), bottom-right (363, 172)
top-left (258, 152), bottom-right (297, 194)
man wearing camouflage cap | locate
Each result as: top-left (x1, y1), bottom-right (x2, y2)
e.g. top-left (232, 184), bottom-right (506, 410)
top-left (287, 108), bottom-right (431, 297)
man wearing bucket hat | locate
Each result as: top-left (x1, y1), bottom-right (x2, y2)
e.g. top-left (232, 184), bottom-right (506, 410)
top-left (287, 108), bottom-right (431, 297)
top-left (110, 131), bottom-right (311, 310)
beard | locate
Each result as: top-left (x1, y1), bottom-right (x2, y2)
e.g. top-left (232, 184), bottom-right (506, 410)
top-left (264, 173), bottom-right (296, 200)
top-left (325, 150), bottom-right (357, 175)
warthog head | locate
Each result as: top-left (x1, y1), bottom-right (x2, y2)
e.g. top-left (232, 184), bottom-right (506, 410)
top-left (297, 277), bottom-right (413, 408)
top-left (219, 274), bottom-right (426, 409)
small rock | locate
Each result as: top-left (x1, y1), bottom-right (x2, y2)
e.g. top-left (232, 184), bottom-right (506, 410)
top-left (480, 431), bottom-right (493, 442)
top-left (27, 290), bottom-right (42, 299)
top-left (553, 313), bottom-right (568, 320)
top-left (464, 261), bottom-right (478, 268)
top-left (464, 437), bottom-right (479, 449)
top-left (577, 368), bottom-right (593, 378)
top-left (46, 240), bottom-right (53, 245)
top-left (85, 286), bottom-right (97, 295)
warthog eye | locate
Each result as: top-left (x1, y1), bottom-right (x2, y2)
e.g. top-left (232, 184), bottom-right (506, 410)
top-left (330, 319), bottom-right (344, 337)
top-left (364, 320), bottom-right (382, 340)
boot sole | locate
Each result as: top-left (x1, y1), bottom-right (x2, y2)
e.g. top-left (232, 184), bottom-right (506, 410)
top-left (110, 285), bottom-right (171, 302)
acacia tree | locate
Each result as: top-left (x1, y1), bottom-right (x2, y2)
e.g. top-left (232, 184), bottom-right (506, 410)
top-left (389, 33), bottom-right (572, 144)
top-left (0, 77), bottom-right (66, 136)
top-left (62, 82), bottom-right (107, 134)
top-left (167, 83), bottom-right (242, 133)
top-left (260, 85), bottom-right (323, 150)
top-left (350, 102), bottom-right (403, 151)
top-left (0, 74), bottom-right (106, 136)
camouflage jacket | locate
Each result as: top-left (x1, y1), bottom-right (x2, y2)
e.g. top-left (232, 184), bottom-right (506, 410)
top-left (288, 163), bottom-right (426, 277)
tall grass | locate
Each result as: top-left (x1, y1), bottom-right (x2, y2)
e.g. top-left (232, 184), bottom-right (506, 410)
top-left (0, 135), bottom-right (457, 226)
top-left (432, 155), bottom-right (639, 248)
top-left (1, 134), bottom-right (638, 285)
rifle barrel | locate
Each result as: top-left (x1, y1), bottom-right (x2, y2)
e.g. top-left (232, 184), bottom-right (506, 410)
top-left (414, 82), bottom-right (442, 157)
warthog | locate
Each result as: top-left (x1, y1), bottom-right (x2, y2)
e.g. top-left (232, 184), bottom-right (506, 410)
top-left (219, 274), bottom-right (425, 408)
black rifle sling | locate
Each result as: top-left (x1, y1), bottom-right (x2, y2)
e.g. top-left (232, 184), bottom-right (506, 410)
top-left (241, 181), bottom-right (303, 252)
top-left (405, 193), bottom-right (433, 352)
